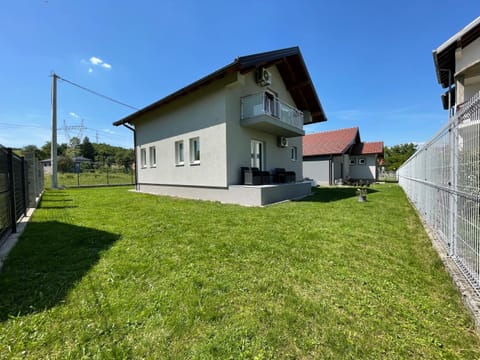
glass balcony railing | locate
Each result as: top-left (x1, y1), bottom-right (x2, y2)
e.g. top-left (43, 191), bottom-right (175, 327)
top-left (241, 93), bottom-right (304, 130)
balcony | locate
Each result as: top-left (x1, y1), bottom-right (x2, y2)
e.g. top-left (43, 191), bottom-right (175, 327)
top-left (240, 93), bottom-right (305, 137)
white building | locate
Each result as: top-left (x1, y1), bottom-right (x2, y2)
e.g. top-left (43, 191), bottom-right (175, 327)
top-left (113, 47), bottom-right (327, 206)
top-left (303, 127), bottom-right (383, 186)
top-left (433, 16), bottom-right (480, 110)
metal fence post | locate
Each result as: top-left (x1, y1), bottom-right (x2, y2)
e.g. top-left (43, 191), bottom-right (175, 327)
top-left (21, 156), bottom-right (27, 216)
top-left (7, 148), bottom-right (16, 233)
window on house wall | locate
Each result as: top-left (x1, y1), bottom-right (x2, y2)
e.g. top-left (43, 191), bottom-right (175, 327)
top-left (175, 140), bottom-right (184, 166)
top-left (190, 137), bottom-right (200, 164)
top-left (291, 146), bottom-right (297, 161)
top-left (251, 139), bottom-right (264, 170)
top-left (349, 158), bottom-right (356, 166)
top-left (358, 158), bottom-right (366, 165)
top-left (149, 146), bottom-right (156, 167)
top-left (140, 148), bottom-right (147, 168)
top-left (264, 91), bottom-right (279, 117)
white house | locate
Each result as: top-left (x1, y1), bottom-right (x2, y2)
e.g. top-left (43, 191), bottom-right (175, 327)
top-left (433, 16), bottom-right (480, 110)
top-left (113, 47), bottom-right (327, 206)
top-left (302, 127), bottom-right (383, 185)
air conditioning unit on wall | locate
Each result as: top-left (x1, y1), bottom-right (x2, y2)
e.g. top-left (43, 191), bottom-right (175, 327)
top-left (277, 136), bottom-right (288, 148)
top-left (256, 67), bottom-right (272, 87)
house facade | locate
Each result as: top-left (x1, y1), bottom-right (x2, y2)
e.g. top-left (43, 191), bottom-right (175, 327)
top-left (433, 16), bottom-right (480, 110)
top-left (302, 128), bottom-right (383, 185)
top-left (113, 47), bottom-right (327, 206)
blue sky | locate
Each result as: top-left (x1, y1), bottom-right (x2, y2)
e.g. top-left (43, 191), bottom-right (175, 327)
top-left (0, 1), bottom-right (479, 149)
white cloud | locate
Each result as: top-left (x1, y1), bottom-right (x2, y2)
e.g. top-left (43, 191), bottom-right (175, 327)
top-left (87, 56), bottom-right (112, 71)
top-left (69, 112), bottom-right (80, 118)
top-left (103, 128), bottom-right (116, 135)
top-left (89, 56), bottom-right (103, 65)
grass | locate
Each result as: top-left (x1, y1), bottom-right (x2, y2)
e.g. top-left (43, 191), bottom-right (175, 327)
top-left (0, 185), bottom-right (479, 359)
top-left (43, 170), bottom-right (134, 188)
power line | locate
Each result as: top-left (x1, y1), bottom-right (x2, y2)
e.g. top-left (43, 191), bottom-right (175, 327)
top-left (56, 75), bottom-right (139, 111)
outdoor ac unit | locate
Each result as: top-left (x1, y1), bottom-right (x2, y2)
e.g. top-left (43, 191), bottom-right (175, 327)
top-left (277, 136), bottom-right (288, 148)
top-left (256, 67), bottom-right (272, 87)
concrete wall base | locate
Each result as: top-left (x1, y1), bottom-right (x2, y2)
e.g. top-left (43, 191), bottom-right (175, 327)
top-left (138, 181), bottom-right (312, 206)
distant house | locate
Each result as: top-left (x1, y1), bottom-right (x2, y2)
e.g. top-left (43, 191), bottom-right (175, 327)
top-left (433, 16), bottom-right (480, 110)
top-left (302, 127), bottom-right (383, 185)
top-left (41, 156), bottom-right (92, 174)
top-left (113, 47), bottom-right (327, 206)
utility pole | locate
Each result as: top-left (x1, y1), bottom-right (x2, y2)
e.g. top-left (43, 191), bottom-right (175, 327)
top-left (51, 73), bottom-right (58, 188)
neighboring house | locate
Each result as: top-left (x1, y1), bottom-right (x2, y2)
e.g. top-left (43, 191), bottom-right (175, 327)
top-left (41, 156), bottom-right (92, 174)
top-left (433, 16), bottom-right (480, 111)
top-left (302, 127), bottom-right (383, 185)
top-left (113, 47), bottom-right (327, 206)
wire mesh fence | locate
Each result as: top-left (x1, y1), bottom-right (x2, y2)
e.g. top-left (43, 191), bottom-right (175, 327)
top-left (398, 92), bottom-right (480, 295)
top-left (44, 163), bottom-right (134, 188)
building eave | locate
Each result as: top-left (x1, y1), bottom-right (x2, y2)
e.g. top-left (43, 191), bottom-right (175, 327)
top-left (113, 47), bottom-right (327, 127)
top-left (433, 16), bottom-right (480, 88)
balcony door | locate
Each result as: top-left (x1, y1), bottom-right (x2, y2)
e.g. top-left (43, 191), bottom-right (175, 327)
top-left (251, 140), bottom-right (265, 170)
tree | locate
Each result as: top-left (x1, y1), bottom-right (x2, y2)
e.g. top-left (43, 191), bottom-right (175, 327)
top-left (80, 136), bottom-right (96, 160)
top-left (22, 144), bottom-right (47, 159)
top-left (57, 156), bottom-right (74, 173)
top-left (384, 143), bottom-right (417, 171)
top-left (67, 137), bottom-right (81, 157)
top-left (40, 141), bottom-right (68, 159)
top-left (115, 148), bottom-right (135, 170)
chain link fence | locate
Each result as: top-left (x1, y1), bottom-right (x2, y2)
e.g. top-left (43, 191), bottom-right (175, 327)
top-left (398, 92), bottom-right (480, 295)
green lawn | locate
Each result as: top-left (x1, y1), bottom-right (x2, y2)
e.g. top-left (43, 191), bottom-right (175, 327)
top-left (0, 185), bottom-right (479, 359)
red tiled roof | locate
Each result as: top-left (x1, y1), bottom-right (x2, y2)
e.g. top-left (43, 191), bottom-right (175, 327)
top-left (361, 141), bottom-right (384, 155)
top-left (350, 141), bottom-right (384, 155)
top-left (303, 127), bottom-right (359, 156)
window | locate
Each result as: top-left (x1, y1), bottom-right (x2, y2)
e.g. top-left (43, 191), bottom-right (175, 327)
top-left (358, 158), bottom-right (366, 165)
top-left (251, 139), bottom-right (264, 170)
top-left (190, 137), bottom-right (200, 164)
top-left (175, 140), bottom-right (184, 165)
top-left (349, 158), bottom-right (356, 166)
top-left (140, 148), bottom-right (147, 168)
top-left (264, 91), bottom-right (279, 117)
top-left (291, 146), bottom-right (297, 161)
top-left (149, 146), bottom-right (156, 167)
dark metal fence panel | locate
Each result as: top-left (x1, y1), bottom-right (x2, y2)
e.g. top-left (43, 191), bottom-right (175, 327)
top-left (0, 147), bottom-right (10, 239)
top-left (12, 155), bottom-right (26, 220)
top-left (0, 146), bottom-right (44, 242)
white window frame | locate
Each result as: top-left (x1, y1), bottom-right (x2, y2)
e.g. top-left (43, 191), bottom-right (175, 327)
top-left (175, 140), bottom-right (184, 166)
top-left (358, 158), bottom-right (366, 165)
top-left (264, 91), bottom-right (279, 117)
top-left (251, 139), bottom-right (265, 170)
top-left (291, 146), bottom-right (298, 161)
top-left (140, 148), bottom-right (147, 168)
top-left (189, 137), bottom-right (200, 165)
top-left (149, 146), bottom-right (156, 167)
top-left (349, 158), bottom-right (356, 166)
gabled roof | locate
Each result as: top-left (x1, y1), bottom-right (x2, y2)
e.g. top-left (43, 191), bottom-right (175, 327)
top-left (113, 47), bottom-right (326, 126)
top-left (433, 16), bottom-right (480, 88)
top-left (350, 141), bottom-right (384, 156)
top-left (303, 127), bottom-right (360, 156)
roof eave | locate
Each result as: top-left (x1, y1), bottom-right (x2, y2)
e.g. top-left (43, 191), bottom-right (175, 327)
top-left (113, 60), bottom-right (240, 126)
top-left (113, 46), bottom-right (328, 126)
